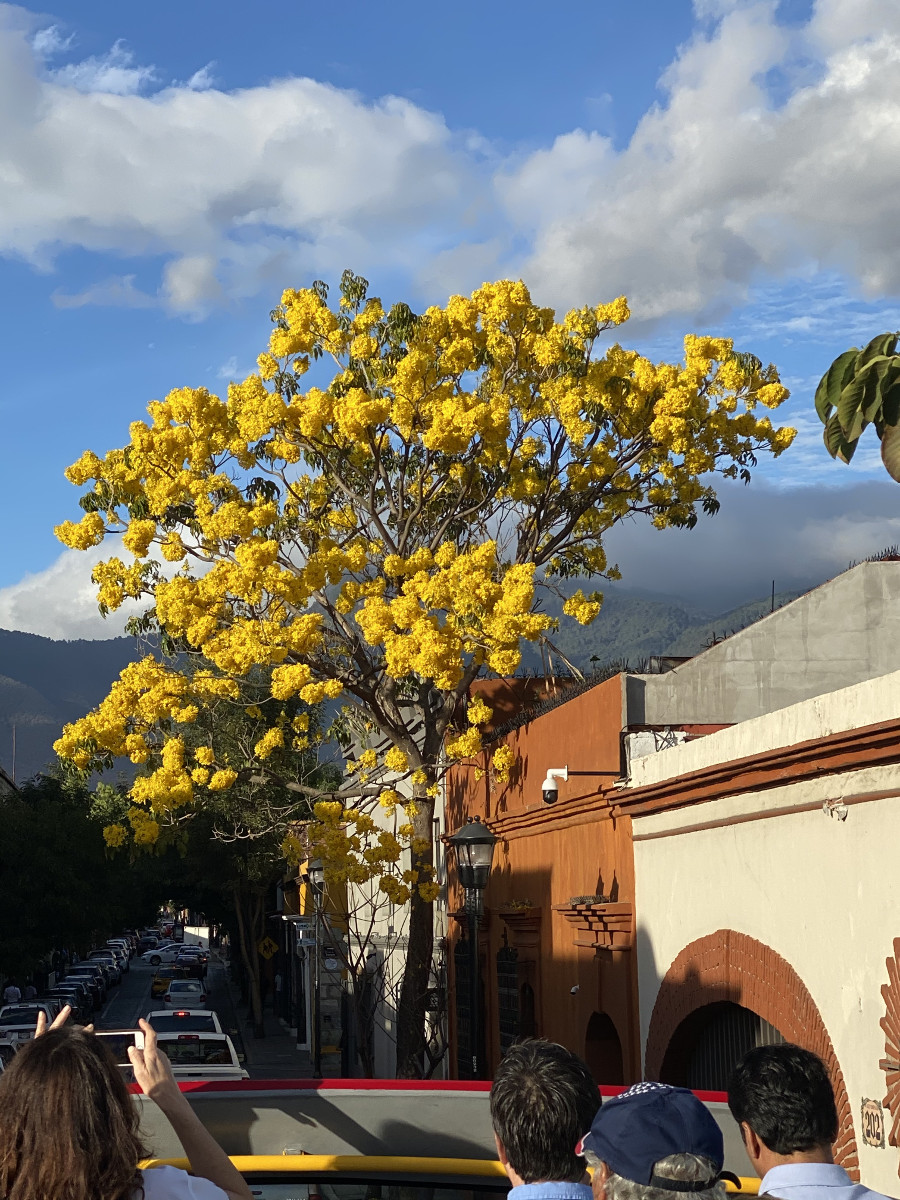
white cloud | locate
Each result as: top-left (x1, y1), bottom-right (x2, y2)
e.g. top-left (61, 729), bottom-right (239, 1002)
top-left (49, 38), bottom-right (156, 95)
top-left (0, 8), bottom-right (470, 311)
top-left (0, 546), bottom-right (143, 639)
top-left (501, 0), bottom-right (900, 323)
top-left (185, 63), bottom-right (215, 91)
top-left (3, 0), bottom-right (900, 332)
top-left (603, 478), bottom-right (900, 612)
top-left (162, 254), bottom-right (223, 316)
top-left (51, 273), bottom-right (155, 309)
top-left (32, 24), bottom-right (72, 57)
top-left (216, 355), bottom-right (240, 380)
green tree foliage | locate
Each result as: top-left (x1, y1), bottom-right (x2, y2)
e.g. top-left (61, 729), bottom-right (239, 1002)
top-left (816, 333), bottom-right (900, 479)
top-left (0, 773), bottom-right (170, 979)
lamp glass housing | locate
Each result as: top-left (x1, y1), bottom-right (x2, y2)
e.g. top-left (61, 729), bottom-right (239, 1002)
top-left (448, 818), bottom-right (497, 893)
top-left (307, 858), bottom-right (325, 894)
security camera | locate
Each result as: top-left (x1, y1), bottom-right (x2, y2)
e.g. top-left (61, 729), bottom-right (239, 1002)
top-left (540, 767), bottom-right (568, 805)
top-left (570, 984), bottom-right (580, 995)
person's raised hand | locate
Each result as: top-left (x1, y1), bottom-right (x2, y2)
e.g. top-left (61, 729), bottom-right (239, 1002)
top-left (35, 1003), bottom-right (71, 1037)
top-left (128, 1018), bottom-right (183, 1110)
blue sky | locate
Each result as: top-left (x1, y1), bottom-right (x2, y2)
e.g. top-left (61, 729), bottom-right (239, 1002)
top-left (1, 0), bottom-right (900, 635)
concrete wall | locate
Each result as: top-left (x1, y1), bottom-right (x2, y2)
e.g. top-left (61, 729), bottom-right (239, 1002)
top-left (627, 562), bottom-right (900, 726)
top-left (630, 666), bottom-right (900, 788)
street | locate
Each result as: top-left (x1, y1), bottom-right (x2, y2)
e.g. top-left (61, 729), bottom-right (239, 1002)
top-left (92, 958), bottom-right (247, 1066)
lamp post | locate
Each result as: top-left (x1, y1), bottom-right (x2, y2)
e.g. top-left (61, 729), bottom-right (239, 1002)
top-left (305, 858), bottom-right (325, 1078)
top-left (447, 817), bottom-right (497, 1080)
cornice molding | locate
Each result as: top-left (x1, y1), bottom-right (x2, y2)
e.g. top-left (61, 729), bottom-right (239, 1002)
top-left (613, 715), bottom-right (900, 820)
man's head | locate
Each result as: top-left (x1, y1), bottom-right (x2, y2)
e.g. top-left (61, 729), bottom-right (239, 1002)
top-left (727, 1044), bottom-right (837, 1173)
top-left (490, 1038), bottom-right (601, 1184)
top-left (578, 1082), bottom-right (727, 1200)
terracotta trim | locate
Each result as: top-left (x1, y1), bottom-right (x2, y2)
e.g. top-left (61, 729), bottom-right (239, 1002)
top-left (632, 787), bottom-right (900, 841)
top-left (490, 792), bottom-right (614, 838)
top-left (645, 929), bottom-right (859, 1179)
top-left (613, 716), bottom-right (900, 820)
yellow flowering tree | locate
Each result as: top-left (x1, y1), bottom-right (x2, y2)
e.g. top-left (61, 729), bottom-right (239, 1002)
top-left (54, 271), bottom-right (794, 1075)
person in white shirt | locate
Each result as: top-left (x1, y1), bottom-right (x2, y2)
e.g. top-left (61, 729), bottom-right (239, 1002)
top-left (728, 1043), bottom-right (893, 1200)
top-left (2, 980), bottom-right (21, 1005)
top-left (0, 1007), bottom-right (252, 1200)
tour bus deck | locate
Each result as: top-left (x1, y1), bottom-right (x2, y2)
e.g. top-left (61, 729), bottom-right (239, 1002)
top-left (132, 1079), bottom-right (760, 1196)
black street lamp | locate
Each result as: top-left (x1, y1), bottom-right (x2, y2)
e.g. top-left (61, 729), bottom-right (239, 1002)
top-left (303, 858), bottom-right (325, 1078)
top-left (447, 817), bottom-right (497, 1080)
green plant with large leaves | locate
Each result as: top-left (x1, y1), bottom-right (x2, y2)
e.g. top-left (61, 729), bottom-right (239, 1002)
top-left (816, 333), bottom-right (900, 479)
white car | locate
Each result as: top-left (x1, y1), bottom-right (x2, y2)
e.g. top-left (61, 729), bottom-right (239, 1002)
top-left (141, 944), bottom-right (183, 967)
top-left (155, 1032), bottom-right (247, 1081)
top-left (162, 978), bottom-right (208, 1008)
top-left (146, 1008), bottom-right (223, 1033)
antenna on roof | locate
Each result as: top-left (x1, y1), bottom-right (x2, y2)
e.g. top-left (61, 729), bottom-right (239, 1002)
top-left (771, 580), bottom-right (775, 614)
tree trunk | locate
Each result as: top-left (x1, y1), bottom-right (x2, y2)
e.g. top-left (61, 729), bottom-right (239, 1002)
top-left (233, 886), bottom-right (265, 1038)
top-left (394, 792), bottom-right (435, 1078)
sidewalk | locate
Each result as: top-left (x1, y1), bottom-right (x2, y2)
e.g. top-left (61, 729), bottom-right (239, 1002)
top-left (210, 952), bottom-right (316, 1080)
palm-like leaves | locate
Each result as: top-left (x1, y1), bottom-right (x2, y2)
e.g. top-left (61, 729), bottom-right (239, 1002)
top-left (816, 333), bottom-right (900, 479)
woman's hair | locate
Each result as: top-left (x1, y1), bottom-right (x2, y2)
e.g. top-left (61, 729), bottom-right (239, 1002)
top-left (0, 1026), bottom-right (147, 1200)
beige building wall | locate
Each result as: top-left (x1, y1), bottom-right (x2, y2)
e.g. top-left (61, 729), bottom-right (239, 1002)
top-left (629, 672), bottom-right (900, 1193)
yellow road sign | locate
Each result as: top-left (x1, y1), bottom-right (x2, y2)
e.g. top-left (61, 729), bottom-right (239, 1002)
top-left (257, 936), bottom-right (279, 960)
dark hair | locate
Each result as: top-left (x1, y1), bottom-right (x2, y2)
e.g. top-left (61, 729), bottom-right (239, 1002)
top-left (490, 1038), bottom-right (601, 1183)
top-left (727, 1043), bottom-right (838, 1155)
top-left (0, 1026), bottom-right (147, 1200)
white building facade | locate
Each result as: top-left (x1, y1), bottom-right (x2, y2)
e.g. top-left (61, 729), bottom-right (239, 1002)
top-left (619, 670), bottom-right (900, 1193)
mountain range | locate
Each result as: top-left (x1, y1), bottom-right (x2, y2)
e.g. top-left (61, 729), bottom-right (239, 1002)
top-left (0, 583), bottom-right (810, 782)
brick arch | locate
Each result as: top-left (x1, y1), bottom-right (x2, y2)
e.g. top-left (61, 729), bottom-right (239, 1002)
top-left (645, 929), bottom-right (859, 1180)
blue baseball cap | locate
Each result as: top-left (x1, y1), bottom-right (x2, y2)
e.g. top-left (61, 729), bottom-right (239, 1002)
top-left (576, 1083), bottom-right (728, 1191)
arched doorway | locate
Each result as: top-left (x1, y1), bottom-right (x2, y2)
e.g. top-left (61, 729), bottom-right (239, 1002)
top-left (645, 930), bottom-right (859, 1178)
top-left (660, 1000), bottom-right (784, 1091)
top-left (585, 1011), bottom-right (624, 1085)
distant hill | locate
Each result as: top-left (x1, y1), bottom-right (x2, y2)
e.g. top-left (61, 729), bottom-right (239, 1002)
top-left (0, 581), bottom-right (812, 782)
top-left (0, 630), bottom-right (137, 782)
top-left (519, 584), bottom-right (806, 672)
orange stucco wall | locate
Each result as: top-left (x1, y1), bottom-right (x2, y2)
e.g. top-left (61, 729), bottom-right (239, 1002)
top-left (445, 674), bottom-right (640, 1083)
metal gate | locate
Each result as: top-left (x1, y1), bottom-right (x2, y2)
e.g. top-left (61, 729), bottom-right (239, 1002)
top-left (497, 944), bottom-right (520, 1053)
top-left (686, 1001), bottom-right (785, 1091)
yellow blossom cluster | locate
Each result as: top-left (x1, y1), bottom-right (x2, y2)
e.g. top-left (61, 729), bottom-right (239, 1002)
top-left (288, 799), bottom-right (438, 904)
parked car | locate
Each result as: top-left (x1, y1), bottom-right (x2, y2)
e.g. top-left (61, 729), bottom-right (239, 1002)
top-left (62, 968), bottom-right (104, 1008)
top-left (49, 976), bottom-right (94, 1012)
top-left (107, 938), bottom-right (132, 963)
top-left (40, 989), bottom-right (89, 1023)
top-left (103, 944), bottom-right (129, 973)
top-left (150, 965), bottom-right (190, 999)
top-left (146, 1008), bottom-right (223, 1033)
top-left (137, 936), bottom-right (159, 953)
top-left (0, 1002), bottom-right (61, 1043)
top-left (163, 978), bottom-right (208, 1009)
top-left (87, 950), bottom-right (121, 983)
top-left (85, 959), bottom-right (116, 988)
top-left (66, 962), bottom-right (108, 1000)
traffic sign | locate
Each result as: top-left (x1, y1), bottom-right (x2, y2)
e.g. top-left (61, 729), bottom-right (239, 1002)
top-left (257, 936), bottom-right (279, 960)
